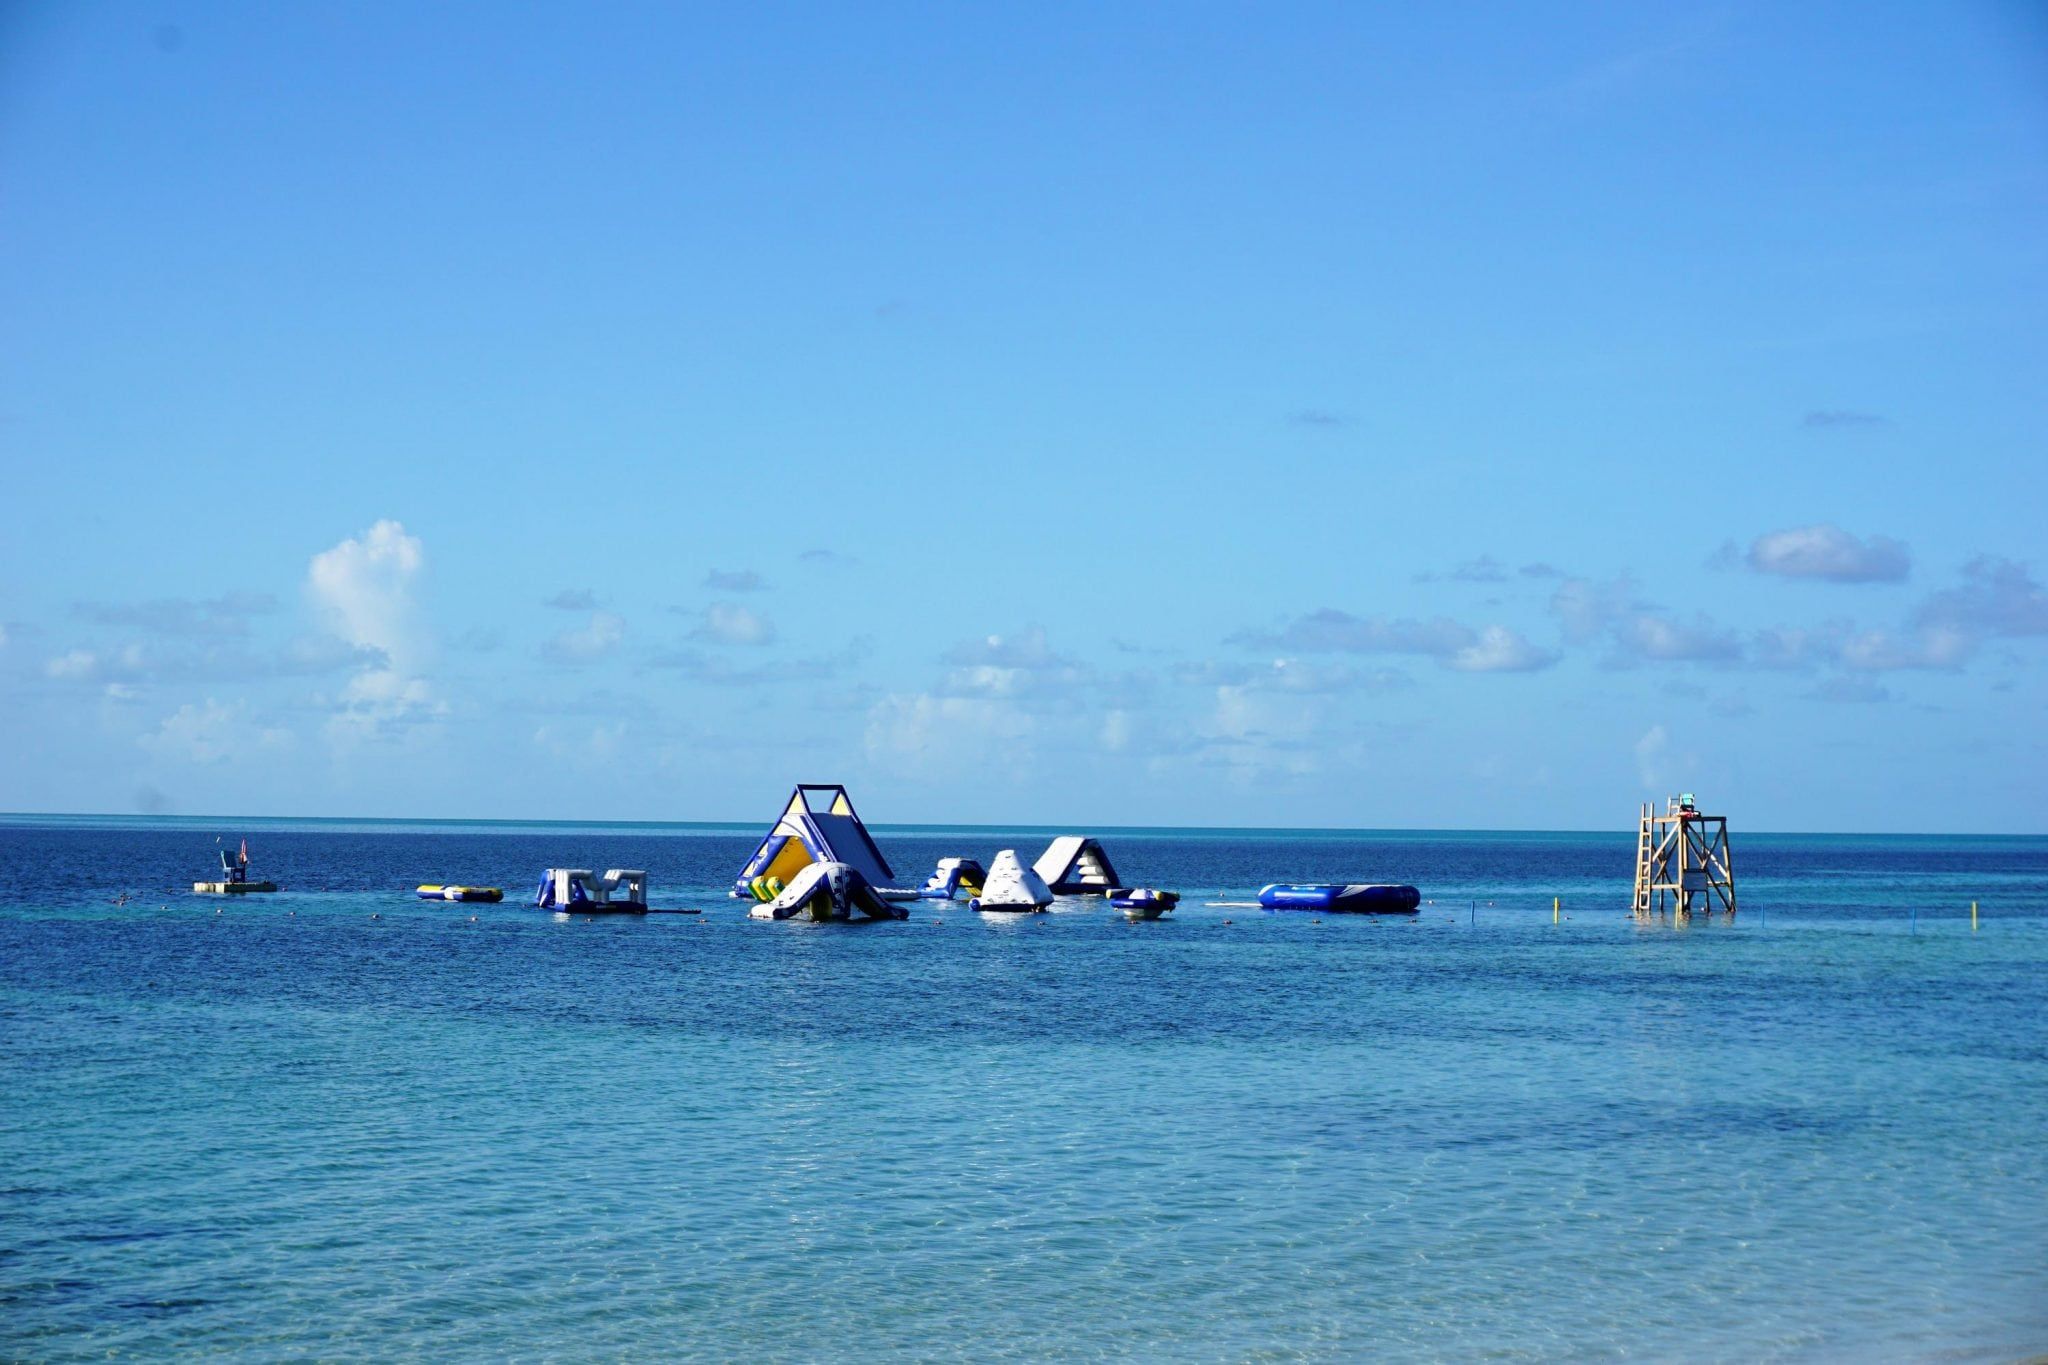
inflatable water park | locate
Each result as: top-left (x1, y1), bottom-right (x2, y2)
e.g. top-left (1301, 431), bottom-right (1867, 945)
top-left (180, 782), bottom-right (1433, 925)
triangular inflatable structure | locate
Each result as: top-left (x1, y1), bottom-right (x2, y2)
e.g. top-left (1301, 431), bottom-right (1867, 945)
top-left (971, 849), bottom-right (1054, 912)
top-left (749, 861), bottom-right (908, 921)
top-left (733, 784), bottom-right (899, 899)
top-left (1032, 837), bottom-right (1121, 895)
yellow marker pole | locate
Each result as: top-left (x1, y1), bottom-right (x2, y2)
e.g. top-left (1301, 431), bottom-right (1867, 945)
top-left (1553, 896), bottom-right (1560, 924)
top-left (1972, 900), bottom-right (1978, 932)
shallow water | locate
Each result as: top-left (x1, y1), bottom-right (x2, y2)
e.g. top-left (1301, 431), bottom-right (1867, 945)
top-left (3, 817), bottom-right (2044, 1359)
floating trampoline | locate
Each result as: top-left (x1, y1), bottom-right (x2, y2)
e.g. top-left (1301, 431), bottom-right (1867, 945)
top-left (416, 885), bottom-right (504, 903)
top-left (1257, 883), bottom-right (1422, 914)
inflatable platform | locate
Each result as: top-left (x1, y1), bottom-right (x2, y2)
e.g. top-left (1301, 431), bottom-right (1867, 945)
top-left (1257, 883), bottom-right (1422, 914)
top-left (416, 885), bottom-right (503, 902)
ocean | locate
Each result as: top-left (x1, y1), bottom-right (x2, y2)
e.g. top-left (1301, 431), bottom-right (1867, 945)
top-left (2, 816), bottom-right (2044, 1360)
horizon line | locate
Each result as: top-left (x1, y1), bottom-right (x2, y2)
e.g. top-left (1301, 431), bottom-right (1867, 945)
top-left (2, 810), bottom-right (2041, 840)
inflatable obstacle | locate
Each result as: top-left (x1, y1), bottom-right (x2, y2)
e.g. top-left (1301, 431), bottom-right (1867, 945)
top-left (920, 857), bottom-right (987, 900)
top-left (1033, 837), bottom-right (1121, 895)
top-left (535, 868), bottom-right (649, 913)
top-left (749, 861), bottom-right (908, 921)
top-left (732, 785), bottom-right (913, 900)
top-left (1110, 888), bottom-right (1178, 920)
top-left (1257, 883), bottom-right (1422, 914)
top-left (971, 850), bottom-right (1054, 912)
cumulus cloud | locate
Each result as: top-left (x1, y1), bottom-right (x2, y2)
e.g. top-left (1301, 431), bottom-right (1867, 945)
top-left (307, 520), bottom-right (441, 743)
top-left (703, 569), bottom-right (766, 592)
top-left (937, 627), bottom-right (1088, 700)
top-left (1914, 556), bottom-right (2048, 638)
top-left (545, 588), bottom-right (598, 611)
top-left (1746, 525), bottom-right (1910, 583)
top-left (309, 520), bottom-right (425, 663)
top-left (1448, 626), bottom-right (1560, 673)
top-left (1610, 613), bottom-right (1744, 664)
top-left (688, 603), bottom-right (776, 646)
top-left (138, 699), bottom-right (294, 766)
top-left (542, 610), bottom-right (626, 663)
top-left (1549, 576), bottom-right (1646, 644)
top-left (47, 644), bottom-right (146, 682)
top-left (1233, 609), bottom-right (1556, 673)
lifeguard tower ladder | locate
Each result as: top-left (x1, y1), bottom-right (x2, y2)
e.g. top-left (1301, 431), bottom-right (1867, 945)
top-left (1632, 793), bottom-right (1736, 921)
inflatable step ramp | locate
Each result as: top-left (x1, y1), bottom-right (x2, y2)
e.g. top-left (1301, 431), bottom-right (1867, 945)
top-left (971, 850), bottom-right (1054, 912)
top-left (536, 868), bottom-right (650, 912)
top-left (751, 861), bottom-right (908, 921)
top-left (919, 857), bottom-right (987, 900)
top-left (1033, 837), bottom-right (1122, 895)
top-left (731, 784), bottom-right (901, 899)
top-left (1257, 883), bottom-right (1421, 913)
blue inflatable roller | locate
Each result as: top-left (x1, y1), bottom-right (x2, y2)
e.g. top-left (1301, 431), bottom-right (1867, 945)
top-left (1258, 883), bottom-right (1421, 913)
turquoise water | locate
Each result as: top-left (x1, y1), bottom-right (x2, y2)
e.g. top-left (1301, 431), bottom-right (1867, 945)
top-left (3, 819), bottom-right (2045, 1359)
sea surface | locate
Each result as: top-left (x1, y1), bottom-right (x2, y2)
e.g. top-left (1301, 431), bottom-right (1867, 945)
top-left (3, 815), bottom-right (2044, 1361)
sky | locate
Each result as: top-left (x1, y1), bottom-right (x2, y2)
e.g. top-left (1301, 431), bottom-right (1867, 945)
top-left (2, 2), bottom-right (2045, 832)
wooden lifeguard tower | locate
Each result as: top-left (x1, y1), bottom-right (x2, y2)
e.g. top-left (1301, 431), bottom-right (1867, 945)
top-left (1632, 793), bottom-right (1735, 920)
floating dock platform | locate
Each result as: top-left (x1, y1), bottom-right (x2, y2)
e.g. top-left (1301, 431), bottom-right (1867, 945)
top-left (194, 880), bottom-right (277, 894)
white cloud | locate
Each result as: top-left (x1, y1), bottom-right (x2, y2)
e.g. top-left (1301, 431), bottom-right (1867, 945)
top-left (139, 699), bottom-right (294, 766)
top-left (689, 602), bottom-right (776, 646)
top-left (306, 520), bottom-right (439, 743)
top-left (1747, 524), bottom-right (1910, 583)
top-left (543, 610), bottom-right (626, 663)
top-left (45, 644), bottom-right (147, 682)
top-left (1915, 556), bottom-right (2048, 637)
top-left (307, 519), bottom-right (426, 665)
top-left (1549, 575), bottom-right (1644, 644)
top-left (1610, 613), bottom-right (1744, 664)
top-left (1447, 626), bottom-right (1560, 673)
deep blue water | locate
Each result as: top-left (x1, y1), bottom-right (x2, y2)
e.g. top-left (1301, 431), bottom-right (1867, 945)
top-left (3, 817), bottom-right (2045, 1360)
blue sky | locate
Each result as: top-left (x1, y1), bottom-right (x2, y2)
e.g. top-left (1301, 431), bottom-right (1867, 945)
top-left (2, 2), bottom-right (2044, 831)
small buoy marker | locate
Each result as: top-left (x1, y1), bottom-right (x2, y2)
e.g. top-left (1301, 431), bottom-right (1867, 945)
top-left (1971, 900), bottom-right (1979, 932)
top-left (1553, 896), bottom-right (1560, 924)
